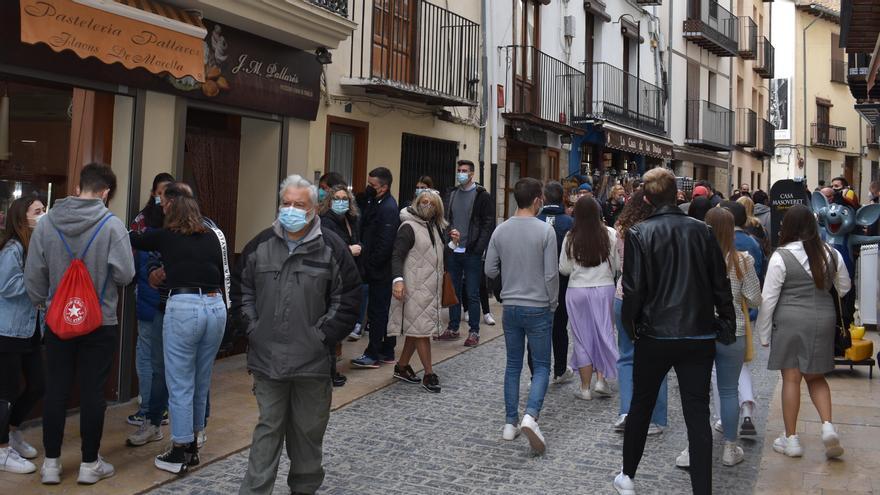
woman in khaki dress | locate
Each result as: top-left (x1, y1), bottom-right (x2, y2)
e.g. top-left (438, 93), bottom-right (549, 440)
top-left (389, 190), bottom-right (447, 393)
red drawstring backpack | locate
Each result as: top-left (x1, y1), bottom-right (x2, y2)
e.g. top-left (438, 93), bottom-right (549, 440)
top-left (45, 214), bottom-right (114, 340)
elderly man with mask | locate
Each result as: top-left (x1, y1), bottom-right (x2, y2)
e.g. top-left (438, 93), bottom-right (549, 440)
top-left (233, 175), bottom-right (361, 495)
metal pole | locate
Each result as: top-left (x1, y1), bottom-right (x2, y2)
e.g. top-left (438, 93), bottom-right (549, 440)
top-left (480, 0), bottom-right (490, 186)
top-left (637, 20), bottom-right (641, 129)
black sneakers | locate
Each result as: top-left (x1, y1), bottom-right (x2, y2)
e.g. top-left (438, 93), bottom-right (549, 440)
top-left (393, 364), bottom-right (420, 384)
top-left (422, 373), bottom-right (441, 393)
top-left (185, 442), bottom-right (200, 467)
top-left (740, 417), bottom-right (757, 436)
top-left (154, 444), bottom-right (188, 474)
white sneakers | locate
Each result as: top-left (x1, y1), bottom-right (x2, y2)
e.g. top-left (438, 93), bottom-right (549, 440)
top-left (483, 313), bottom-right (497, 326)
top-left (722, 441), bottom-right (745, 466)
top-left (614, 414), bottom-right (627, 432)
top-left (502, 423), bottom-right (520, 441)
top-left (40, 457), bottom-right (62, 484)
top-left (713, 419), bottom-right (724, 433)
top-left (573, 385), bottom-right (592, 401)
top-left (9, 430), bottom-right (37, 459)
top-left (613, 472), bottom-right (636, 495)
top-left (593, 377), bottom-right (612, 397)
top-left (519, 414), bottom-right (546, 454)
top-left (647, 424), bottom-right (664, 436)
top-left (773, 434), bottom-right (804, 457)
top-left (675, 448), bottom-right (690, 468)
top-left (821, 422), bottom-right (844, 459)
top-left (552, 367), bottom-right (575, 385)
top-left (197, 429), bottom-right (208, 449)
top-left (0, 446), bottom-right (36, 474)
top-left (77, 456), bottom-right (115, 484)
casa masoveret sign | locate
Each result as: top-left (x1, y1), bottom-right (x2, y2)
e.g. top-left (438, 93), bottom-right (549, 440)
top-left (19, 0), bottom-right (205, 82)
top-left (769, 179), bottom-right (809, 247)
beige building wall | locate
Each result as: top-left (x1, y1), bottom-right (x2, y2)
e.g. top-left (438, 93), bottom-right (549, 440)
top-left (138, 91), bottom-right (179, 207)
top-left (236, 118), bottom-right (282, 251)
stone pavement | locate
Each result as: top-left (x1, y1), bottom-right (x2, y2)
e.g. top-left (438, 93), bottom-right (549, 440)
top-left (152, 336), bottom-right (780, 495)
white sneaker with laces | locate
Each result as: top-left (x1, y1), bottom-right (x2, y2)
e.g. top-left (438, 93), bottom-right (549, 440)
top-left (519, 414), bottom-right (546, 454)
top-left (0, 446), bottom-right (36, 474)
top-left (553, 367), bottom-right (575, 385)
top-left (9, 429), bottom-right (37, 459)
top-left (613, 414), bottom-right (627, 432)
top-left (821, 422), bottom-right (844, 459)
top-left (41, 457), bottom-right (62, 485)
top-left (573, 385), bottom-right (592, 401)
top-left (594, 378), bottom-right (612, 397)
top-left (347, 323), bottom-right (363, 341)
top-left (772, 434), bottom-right (804, 457)
top-left (197, 429), bottom-right (207, 449)
top-left (713, 419), bottom-right (723, 433)
top-left (77, 456), bottom-right (115, 485)
top-left (502, 423), bottom-right (520, 441)
top-left (675, 448), bottom-right (690, 468)
top-left (613, 472), bottom-right (636, 495)
top-left (483, 313), bottom-right (496, 326)
top-left (722, 441), bottom-right (745, 466)
top-left (647, 424), bottom-right (664, 436)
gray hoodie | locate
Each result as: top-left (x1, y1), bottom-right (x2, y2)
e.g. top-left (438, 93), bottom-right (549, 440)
top-left (754, 203), bottom-right (771, 238)
top-left (25, 197), bottom-right (136, 326)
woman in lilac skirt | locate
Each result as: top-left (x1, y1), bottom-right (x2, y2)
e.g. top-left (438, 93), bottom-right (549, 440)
top-left (559, 197), bottom-right (619, 400)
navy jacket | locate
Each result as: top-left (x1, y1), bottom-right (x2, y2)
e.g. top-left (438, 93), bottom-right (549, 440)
top-left (537, 205), bottom-right (573, 259)
top-left (359, 193), bottom-right (400, 283)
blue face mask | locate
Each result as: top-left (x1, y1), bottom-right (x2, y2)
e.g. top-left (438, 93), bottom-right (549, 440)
top-left (331, 199), bottom-right (349, 215)
top-left (415, 188), bottom-right (427, 198)
top-left (278, 206), bottom-right (309, 233)
top-left (456, 172), bottom-right (470, 185)
top-left (318, 189), bottom-right (327, 202)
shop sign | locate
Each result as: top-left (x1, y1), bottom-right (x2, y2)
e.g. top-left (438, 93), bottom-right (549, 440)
top-left (604, 129), bottom-right (673, 160)
top-left (769, 179), bottom-right (809, 247)
top-left (19, 0), bottom-right (205, 82)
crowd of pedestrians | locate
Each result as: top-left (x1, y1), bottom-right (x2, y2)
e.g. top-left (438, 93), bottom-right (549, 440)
top-left (0, 160), bottom-right (860, 495)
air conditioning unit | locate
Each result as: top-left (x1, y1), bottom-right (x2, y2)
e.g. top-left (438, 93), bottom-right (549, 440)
top-left (564, 16), bottom-right (576, 39)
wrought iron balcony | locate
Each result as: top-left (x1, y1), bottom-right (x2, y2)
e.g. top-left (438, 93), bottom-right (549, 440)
top-left (831, 59), bottom-right (847, 84)
top-left (754, 36), bottom-right (774, 79)
top-left (342, 0), bottom-right (480, 106)
top-left (683, 0), bottom-right (739, 57)
top-left (752, 117), bottom-right (775, 157)
top-left (868, 125), bottom-right (878, 148)
top-left (309, 0), bottom-right (348, 17)
top-left (583, 62), bottom-right (666, 136)
top-left (738, 17), bottom-right (757, 60)
top-left (736, 108), bottom-right (756, 148)
top-left (685, 99), bottom-right (733, 151)
top-left (500, 45), bottom-right (585, 134)
top-left (848, 53), bottom-right (880, 101)
top-left (811, 123), bottom-right (847, 149)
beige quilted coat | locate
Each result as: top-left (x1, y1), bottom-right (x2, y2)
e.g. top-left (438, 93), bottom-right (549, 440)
top-left (388, 208), bottom-right (444, 338)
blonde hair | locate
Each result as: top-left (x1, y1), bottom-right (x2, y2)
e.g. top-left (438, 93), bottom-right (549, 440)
top-left (414, 190), bottom-right (448, 230)
top-left (736, 196), bottom-right (761, 229)
top-left (610, 184), bottom-right (625, 199)
top-left (642, 168), bottom-right (677, 206)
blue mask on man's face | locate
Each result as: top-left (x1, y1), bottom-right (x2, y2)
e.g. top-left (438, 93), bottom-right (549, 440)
top-left (278, 206), bottom-right (309, 233)
top-left (318, 189), bottom-right (327, 202)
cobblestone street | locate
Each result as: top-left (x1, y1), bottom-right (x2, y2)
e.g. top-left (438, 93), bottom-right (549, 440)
top-left (151, 335), bottom-right (777, 495)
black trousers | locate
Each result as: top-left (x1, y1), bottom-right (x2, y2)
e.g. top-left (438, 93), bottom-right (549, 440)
top-left (43, 325), bottom-right (117, 462)
top-left (623, 337), bottom-right (715, 495)
top-left (0, 347), bottom-right (46, 444)
top-left (526, 277), bottom-right (569, 378)
top-left (364, 281), bottom-right (395, 360)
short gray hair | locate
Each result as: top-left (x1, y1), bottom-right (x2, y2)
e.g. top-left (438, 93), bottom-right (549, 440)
top-left (279, 174), bottom-right (318, 205)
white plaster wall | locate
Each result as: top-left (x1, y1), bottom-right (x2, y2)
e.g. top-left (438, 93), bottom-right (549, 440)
top-left (236, 118), bottom-right (281, 252)
top-left (139, 91), bottom-right (178, 206)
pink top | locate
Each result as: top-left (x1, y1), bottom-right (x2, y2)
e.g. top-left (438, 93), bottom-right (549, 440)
top-left (614, 230), bottom-right (625, 300)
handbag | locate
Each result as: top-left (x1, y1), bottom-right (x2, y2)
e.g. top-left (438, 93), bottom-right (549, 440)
top-left (441, 272), bottom-right (459, 308)
top-left (742, 300), bottom-right (754, 363)
top-left (828, 251), bottom-right (852, 356)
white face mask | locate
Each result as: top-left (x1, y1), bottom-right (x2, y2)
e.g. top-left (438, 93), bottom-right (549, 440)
top-left (28, 213), bottom-right (45, 229)
top-left (154, 196), bottom-right (162, 205)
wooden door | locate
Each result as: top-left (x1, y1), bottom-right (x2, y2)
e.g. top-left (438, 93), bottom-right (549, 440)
top-left (584, 12), bottom-right (595, 114)
top-left (686, 62), bottom-right (701, 139)
top-left (817, 103), bottom-right (830, 143)
top-left (372, 0), bottom-right (416, 83)
top-left (325, 117), bottom-right (368, 193)
top-left (513, 0), bottom-right (539, 114)
top-left (505, 144), bottom-right (529, 217)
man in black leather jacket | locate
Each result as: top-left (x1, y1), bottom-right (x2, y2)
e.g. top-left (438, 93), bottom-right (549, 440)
top-left (613, 168), bottom-right (735, 495)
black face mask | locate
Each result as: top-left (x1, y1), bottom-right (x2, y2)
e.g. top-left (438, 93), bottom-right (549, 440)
top-left (365, 185), bottom-right (377, 198)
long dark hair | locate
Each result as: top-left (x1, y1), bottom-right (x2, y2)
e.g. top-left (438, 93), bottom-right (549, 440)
top-left (141, 173), bottom-right (174, 228)
top-left (0, 195), bottom-right (40, 253)
top-left (705, 208), bottom-right (744, 281)
top-left (164, 183), bottom-right (206, 235)
top-left (779, 204), bottom-right (829, 289)
top-left (567, 197), bottom-right (609, 267)
top-left (615, 190), bottom-right (654, 236)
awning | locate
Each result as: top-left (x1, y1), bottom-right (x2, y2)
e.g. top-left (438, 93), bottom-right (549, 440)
top-left (602, 122), bottom-right (674, 160)
top-left (674, 146), bottom-right (729, 169)
top-left (19, 0), bottom-right (207, 82)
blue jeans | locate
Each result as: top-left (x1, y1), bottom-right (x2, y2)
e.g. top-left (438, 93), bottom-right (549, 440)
top-left (502, 305), bottom-right (552, 424)
top-left (163, 294), bottom-right (226, 443)
top-left (615, 299), bottom-right (668, 426)
top-left (714, 337), bottom-right (745, 441)
top-left (148, 310), bottom-right (168, 427)
top-left (448, 252), bottom-right (482, 333)
top-left (135, 318), bottom-right (156, 415)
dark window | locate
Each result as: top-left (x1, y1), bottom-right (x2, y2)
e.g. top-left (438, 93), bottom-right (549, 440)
top-left (399, 133), bottom-right (459, 203)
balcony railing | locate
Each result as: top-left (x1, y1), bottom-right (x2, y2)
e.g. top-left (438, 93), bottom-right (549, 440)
top-left (811, 123), bottom-right (847, 149)
top-left (753, 117), bottom-right (775, 157)
top-left (831, 59), bottom-right (847, 84)
top-left (736, 108), bottom-right (757, 147)
top-left (585, 62), bottom-right (666, 136)
top-left (868, 125), bottom-right (878, 148)
top-left (754, 36), bottom-right (774, 78)
top-left (309, 0), bottom-right (348, 17)
top-left (738, 17), bottom-right (757, 59)
top-left (501, 46), bottom-right (585, 133)
top-left (343, 0), bottom-right (480, 106)
top-left (685, 100), bottom-right (733, 151)
top-left (683, 0), bottom-right (739, 57)
top-left (635, 0), bottom-right (663, 5)
top-left (848, 53), bottom-right (880, 102)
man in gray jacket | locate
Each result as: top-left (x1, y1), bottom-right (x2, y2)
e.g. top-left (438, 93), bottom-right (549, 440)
top-left (24, 163), bottom-right (135, 485)
top-left (233, 175), bottom-right (361, 495)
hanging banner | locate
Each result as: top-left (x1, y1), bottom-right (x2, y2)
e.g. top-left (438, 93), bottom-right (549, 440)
top-left (19, 0), bottom-right (206, 82)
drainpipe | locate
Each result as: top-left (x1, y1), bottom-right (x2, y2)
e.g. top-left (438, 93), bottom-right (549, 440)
top-left (479, 0), bottom-right (490, 187)
top-left (803, 11), bottom-right (825, 183)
